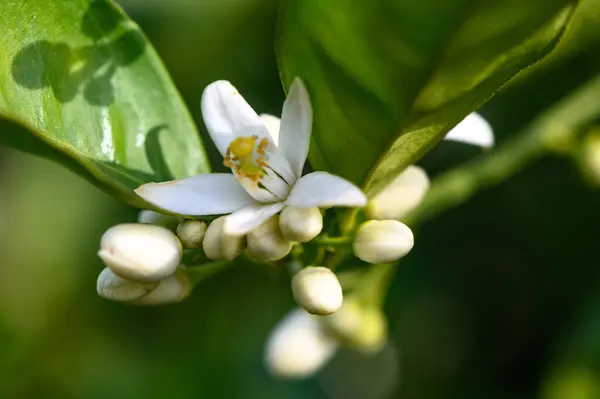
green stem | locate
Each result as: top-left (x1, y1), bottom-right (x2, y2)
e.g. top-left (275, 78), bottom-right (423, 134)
top-left (313, 236), bottom-right (353, 247)
top-left (355, 263), bottom-right (396, 307)
top-left (404, 128), bottom-right (546, 226)
top-left (185, 261), bottom-right (230, 286)
top-left (406, 74), bottom-right (600, 226)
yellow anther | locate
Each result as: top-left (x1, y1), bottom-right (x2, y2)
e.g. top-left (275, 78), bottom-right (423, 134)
top-left (223, 135), bottom-right (270, 185)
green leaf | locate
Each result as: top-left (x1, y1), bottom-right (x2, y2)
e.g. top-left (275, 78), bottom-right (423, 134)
top-left (0, 0), bottom-right (210, 207)
top-left (277, 0), bottom-right (578, 196)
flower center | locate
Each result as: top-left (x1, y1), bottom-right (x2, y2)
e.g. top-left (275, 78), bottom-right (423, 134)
top-left (224, 135), bottom-right (270, 184)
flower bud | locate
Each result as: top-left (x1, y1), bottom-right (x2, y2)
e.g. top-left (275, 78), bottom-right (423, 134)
top-left (137, 210), bottom-right (180, 225)
top-left (292, 267), bottom-right (343, 315)
top-left (203, 216), bottom-right (246, 261)
top-left (322, 298), bottom-right (387, 354)
top-left (130, 268), bottom-right (191, 306)
top-left (97, 267), bottom-right (191, 306)
top-left (177, 220), bottom-right (207, 249)
top-left (96, 267), bottom-right (155, 302)
top-left (582, 130), bottom-right (600, 185)
top-left (367, 165), bottom-right (430, 220)
top-left (247, 215), bottom-right (292, 261)
top-left (353, 220), bottom-right (414, 264)
top-left (279, 206), bottom-right (323, 242)
top-left (265, 308), bottom-right (338, 379)
top-left (98, 223), bottom-right (182, 282)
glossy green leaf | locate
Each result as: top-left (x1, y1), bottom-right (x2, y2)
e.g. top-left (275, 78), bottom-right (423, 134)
top-left (0, 0), bottom-right (210, 207)
top-left (277, 0), bottom-right (578, 195)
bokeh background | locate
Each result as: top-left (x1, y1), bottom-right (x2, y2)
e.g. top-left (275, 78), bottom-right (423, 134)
top-left (2, 0), bottom-right (600, 398)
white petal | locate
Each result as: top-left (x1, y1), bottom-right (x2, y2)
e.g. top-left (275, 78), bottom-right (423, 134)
top-left (201, 81), bottom-right (273, 156)
top-left (260, 114), bottom-right (281, 146)
top-left (224, 202), bottom-right (285, 236)
top-left (286, 172), bottom-right (367, 208)
top-left (135, 174), bottom-right (257, 216)
top-left (233, 154), bottom-right (295, 203)
top-left (443, 112), bottom-right (494, 149)
top-left (233, 170), bottom-right (279, 203)
top-left (265, 308), bottom-right (338, 379)
top-left (278, 78), bottom-right (312, 179)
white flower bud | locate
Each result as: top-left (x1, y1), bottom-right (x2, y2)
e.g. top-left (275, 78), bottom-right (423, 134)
top-left (265, 308), bottom-right (338, 379)
top-left (247, 215), bottom-right (292, 261)
top-left (203, 216), bottom-right (246, 261)
top-left (96, 267), bottom-right (191, 306)
top-left (322, 298), bottom-right (387, 354)
top-left (137, 210), bottom-right (180, 225)
top-left (353, 220), bottom-right (414, 264)
top-left (130, 269), bottom-right (191, 306)
top-left (582, 131), bottom-right (600, 184)
top-left (367, 165), bottom-right (430, 220)
top-left (279, 206), bottom-right (323, 242)
top-left (292, 267), bottom-right (343, 315)
top-left (98, 223), bottom-right (182, 282)
top-left (176, 220), bottom-right (207, 249)
top-left (96, 267), bottom-right (154, 302)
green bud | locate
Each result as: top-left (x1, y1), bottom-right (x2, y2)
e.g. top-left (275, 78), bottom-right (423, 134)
top-left (322, 297), bottom-right (387, 353)
top-left (177, 220), bottom-right (207, 249)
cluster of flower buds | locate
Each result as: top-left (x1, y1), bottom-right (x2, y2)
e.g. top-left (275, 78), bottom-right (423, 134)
top-left (265, 297), bottom-right (387, 379)
top-left (97, 223), bottom-right (190, 305)
top-left (199, 206), bottom-right (323, 263)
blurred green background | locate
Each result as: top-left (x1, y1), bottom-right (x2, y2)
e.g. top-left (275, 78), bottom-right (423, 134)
top-left (2, 0), bottom-right (600, 398)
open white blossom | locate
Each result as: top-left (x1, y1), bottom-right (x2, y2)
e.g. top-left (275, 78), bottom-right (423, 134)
top-left (265, 308), bottom-right (338, 379)
top-left (443, 112), bottom-right (494, 149)
top-left (135, 78), bottom-right (367, 236)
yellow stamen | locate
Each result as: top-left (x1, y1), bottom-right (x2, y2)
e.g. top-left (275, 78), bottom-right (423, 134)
top-left (224, 135), bottom-right (270, 184)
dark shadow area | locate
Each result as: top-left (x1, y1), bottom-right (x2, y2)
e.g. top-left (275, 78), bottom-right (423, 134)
top-left (11, 0), bottom-right (146, 107)
top-left (144, 124), bottom-right (174, 181)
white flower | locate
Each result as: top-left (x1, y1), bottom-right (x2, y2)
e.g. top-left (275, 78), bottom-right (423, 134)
top-left (443, 112), bottom-right (494, 149)
top-left (97, 267), bottom-right (191, 306)
top-left (265, 308), bottom-right (338, 379)
top-left (367, 165), bottom-right (430, 220)
top-left (292, 266), bottom-right (343, 315)
top-left (353, 220), bottom-right (414, 264)
top-left (246, 215), bottom-right (292, 261)
top-left (98, 223), bottom-right (183, 282)
top-left (135, 78), bottom-right (367, 236)
top-left (176, 219), bottom-right (207, 249)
